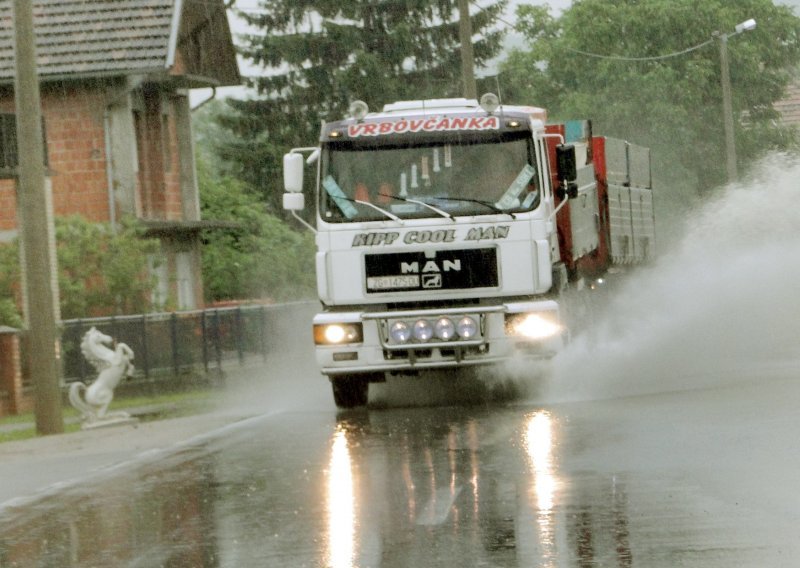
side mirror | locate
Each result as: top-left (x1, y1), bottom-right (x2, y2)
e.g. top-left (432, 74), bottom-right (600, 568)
top-left (283, 152), bottom-right (305, 193)
top-left (556, 144), bottom-right (577, 183)
top-left (283, 192), bottom-right (305, 211)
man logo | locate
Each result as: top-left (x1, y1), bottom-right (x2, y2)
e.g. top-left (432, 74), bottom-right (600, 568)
top-left (422, 274), bottom-right (443, 289)
top-left (401, 259), bottom-right (462, 274)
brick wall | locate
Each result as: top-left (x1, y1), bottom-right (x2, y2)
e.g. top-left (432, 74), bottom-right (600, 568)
top-left (163, 97), bottom-right (183, 220)
top-left (0, 83), bottom-right (109, 235)
top-left (0, 81), bottom-right (188, 236)
top-left (0, 329), bottom-right (24, 415)
top-left (0, 178), bottom-right (14, 233)
top-left (775, 81), bottom-right (800, 127)
top-left (136, 91), bottom-right (185, 222)
top-left (44, 84), bottom-right (110, 222)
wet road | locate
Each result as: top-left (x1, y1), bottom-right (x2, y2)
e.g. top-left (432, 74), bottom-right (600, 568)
top-left (5, 154), bottom-right (800, 567)
top-left (2, 364), bottom-right (799, 567)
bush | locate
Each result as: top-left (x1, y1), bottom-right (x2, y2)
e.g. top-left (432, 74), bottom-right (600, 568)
top-left (0, 216), bottom-right (161, 321)
top-left (0, 297), bottom-right (22, 328)
top-left (199, 159), bottom-right (317, 302)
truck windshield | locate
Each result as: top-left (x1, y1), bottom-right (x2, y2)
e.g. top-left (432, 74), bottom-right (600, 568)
top-left (320, 133), bottom-right (539, 222)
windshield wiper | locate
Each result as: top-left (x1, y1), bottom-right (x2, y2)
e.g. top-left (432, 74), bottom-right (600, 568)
top-left (337, 195), bottom-right (404, 223)
top-left (428, 196), bottom-right (516, 219)
top-left (323, 175), bottom-right (403, 223)
top-left (378, 193), bottom-right (456, 222)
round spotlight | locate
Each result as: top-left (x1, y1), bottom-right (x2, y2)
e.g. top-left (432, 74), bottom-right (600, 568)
top-left (349, 100), bottom-right (369, 120)
top-left (456, 316), bottom-right (478, 339)
top-left (434, 317), bottom-right (456, 340)
top-left (479, 92), bottom-right (500, 114)
top-left (412, 319), bottom-right (434, 342)
top-left (389, 321), bottom-right (411, 343)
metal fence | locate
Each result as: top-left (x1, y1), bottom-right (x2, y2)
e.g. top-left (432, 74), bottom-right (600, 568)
top-left (60, 304), bottom-right (305, 384)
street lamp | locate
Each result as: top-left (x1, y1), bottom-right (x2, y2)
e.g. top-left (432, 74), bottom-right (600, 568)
top-left (714, 18), bottom-right (756, 183)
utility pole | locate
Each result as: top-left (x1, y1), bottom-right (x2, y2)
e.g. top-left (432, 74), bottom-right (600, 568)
top-left (457, 0), bottom-right (477, 99)
top-left (13, 0), bottom-right (64, 434)
top-left (715, 30), bottom-right (738, 183)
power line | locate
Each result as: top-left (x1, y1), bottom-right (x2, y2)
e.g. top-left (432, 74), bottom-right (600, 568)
top-left (237, 0), bottom-right (718, 63)
top-left (562, 39), bottom-right (714, 62)
top-left (473, 0), bottom-right (716, 62)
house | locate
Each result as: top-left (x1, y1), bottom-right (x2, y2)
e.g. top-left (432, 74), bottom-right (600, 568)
top-left (0, 0), bottom-right (240, 311)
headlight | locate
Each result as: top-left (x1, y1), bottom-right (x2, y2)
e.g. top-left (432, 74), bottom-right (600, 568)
top-left (434, 317), bottom-right (456, 340)
top-left (412, 319), bottom-right (434, 341)
top-left (314, 323), bottom-right (363, 345)
top-left (389, 321), bottom-right (411, 343)
top-left (505, 312), bottom-right (562, 340)
top-left (456, 316), bottom-right (478, 339)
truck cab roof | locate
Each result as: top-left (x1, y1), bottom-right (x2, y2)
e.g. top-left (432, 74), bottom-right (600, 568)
top-left (320, 98), bottom-right (547, 142)
top-left (378, 98), bottom-right (546, 122)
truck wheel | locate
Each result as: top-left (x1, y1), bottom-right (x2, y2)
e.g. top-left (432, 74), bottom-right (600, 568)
top-left (330, 375), bottom-right (369, 408)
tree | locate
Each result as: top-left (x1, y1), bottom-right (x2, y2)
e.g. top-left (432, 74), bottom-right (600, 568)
top-left (0, 216), bottom-right (161, 323)
top-left (198, 158), bottom-right (317, 302)
top-left (192, 99), bottom-right (241, 181)
top-left (500, 0), bottom-right (800, 196)
top-left (55, 217), bottom-right (160, 318)
top-left (0, 298), bottom-right (22, 328)
top-left (218, 0), bottom-right (508, 210)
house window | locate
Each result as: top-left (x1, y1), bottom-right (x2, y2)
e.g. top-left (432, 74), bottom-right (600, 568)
top-left (175, 251), bottom-right (195, 310)
top-left (161, 107), bottom-right (172, 172)
top-left (149, 254), bottom-right (168, 310)
top-left (133, 109), bottom-right (151, 217)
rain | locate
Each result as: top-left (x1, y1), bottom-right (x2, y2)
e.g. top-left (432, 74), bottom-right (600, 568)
top-left (1, 1), bottom-right (800, 566)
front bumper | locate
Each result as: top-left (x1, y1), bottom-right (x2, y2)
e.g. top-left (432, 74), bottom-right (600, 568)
top-left (313, 300), bottom-right (565, 377)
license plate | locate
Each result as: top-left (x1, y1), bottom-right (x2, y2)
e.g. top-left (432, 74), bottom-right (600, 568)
top-left (367, 275), bottom-right (420, 290)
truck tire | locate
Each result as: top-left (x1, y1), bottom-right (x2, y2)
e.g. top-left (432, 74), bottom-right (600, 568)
top-left (330, 375), bottom-right (369, 408)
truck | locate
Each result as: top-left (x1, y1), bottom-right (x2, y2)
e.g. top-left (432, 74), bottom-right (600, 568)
top-left (282, 93), bottom-right (655, 408)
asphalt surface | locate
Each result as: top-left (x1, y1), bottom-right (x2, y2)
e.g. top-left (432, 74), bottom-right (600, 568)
top-left (0, 302), bottom-right (322, 513)
top-left (0, 404), bottom-right (254, 511)
top-left (4, 371), bottom-right (800, 567)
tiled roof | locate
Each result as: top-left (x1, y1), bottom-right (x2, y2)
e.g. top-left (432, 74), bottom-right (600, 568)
top-left (775, 81), bottom-right (800, 127)
top-left (0, 0), bottom-right (176, 82)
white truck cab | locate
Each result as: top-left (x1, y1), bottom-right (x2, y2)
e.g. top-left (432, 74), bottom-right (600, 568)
top-left (283, 94), bottom-right (653, 407)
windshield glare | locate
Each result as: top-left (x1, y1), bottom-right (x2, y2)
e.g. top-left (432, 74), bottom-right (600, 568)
top-left (320, 135), bottom-right (539, 222)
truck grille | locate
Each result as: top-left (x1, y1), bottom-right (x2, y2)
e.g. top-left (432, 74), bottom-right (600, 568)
top-left (364, 248), bottom-right (498, 293)
top-left (383, 344), bottom-right (488, 363)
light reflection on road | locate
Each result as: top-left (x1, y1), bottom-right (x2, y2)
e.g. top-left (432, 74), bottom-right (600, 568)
top-left (327, 426), bottom-right (356, 568)
top-left (526, 410), bottom-right (557, 512)
top-left (524, 410), bottom-right (559, 564)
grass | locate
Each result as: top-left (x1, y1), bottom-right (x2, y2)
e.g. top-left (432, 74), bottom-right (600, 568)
top-left (0, 388), bottom-right (214, 444)
top-left (0, 422), bottom-right (83, 443)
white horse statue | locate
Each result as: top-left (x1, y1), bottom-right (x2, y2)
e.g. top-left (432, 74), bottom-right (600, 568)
top-left (68, 327), bottom-right (135, 426)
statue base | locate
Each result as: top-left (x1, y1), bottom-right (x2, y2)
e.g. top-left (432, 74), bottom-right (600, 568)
top-left (80, 415), bottom-right (140, 431)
